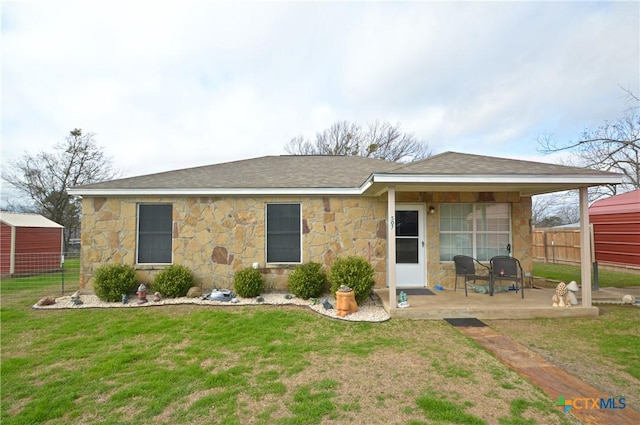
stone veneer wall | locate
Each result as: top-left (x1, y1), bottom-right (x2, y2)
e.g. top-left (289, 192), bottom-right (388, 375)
top-left (79, 191), bottom-right (532, 292)
top-left (80, 195), bottom-right (388, 291)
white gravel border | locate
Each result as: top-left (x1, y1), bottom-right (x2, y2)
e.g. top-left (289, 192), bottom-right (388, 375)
top-left (32, 292), bottom-right (390, 322)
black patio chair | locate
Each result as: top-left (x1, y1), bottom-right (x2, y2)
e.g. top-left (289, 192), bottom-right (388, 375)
top-left (489, 256), bottom-right (524, 298)
top-left (453, 255), bottom-right (491, 296)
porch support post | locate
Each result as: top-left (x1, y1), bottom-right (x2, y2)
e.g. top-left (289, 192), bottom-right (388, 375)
top-left (579, 187), bottom-right (592, 307)
top-left (387, 186), bottom-right (397, 309)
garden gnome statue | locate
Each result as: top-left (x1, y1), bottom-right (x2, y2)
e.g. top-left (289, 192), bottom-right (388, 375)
top-left (336, 285), bottom-right (358, 317)
top-left (137, 283), bottom-right (148, 304)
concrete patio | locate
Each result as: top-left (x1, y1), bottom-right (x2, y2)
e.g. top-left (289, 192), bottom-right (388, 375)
top-left (374, 285), bottom-right (639, 320)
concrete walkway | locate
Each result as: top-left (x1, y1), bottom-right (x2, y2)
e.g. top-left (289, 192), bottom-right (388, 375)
top-left (578, 286), bottom-right (640, 303)
top-left (447, 320), bottom-right (640, 425)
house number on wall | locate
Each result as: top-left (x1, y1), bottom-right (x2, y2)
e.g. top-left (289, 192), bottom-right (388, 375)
top-left (390, 215), bottom-right (395, 230)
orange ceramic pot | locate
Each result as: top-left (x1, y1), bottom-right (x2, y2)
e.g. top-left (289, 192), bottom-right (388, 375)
top-left (336, 289), bottom-right (358, 317)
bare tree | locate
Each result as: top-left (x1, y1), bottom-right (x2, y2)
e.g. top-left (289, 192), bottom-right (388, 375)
top-left (285, 120), bottom-right (432, 162)
top-left (2, 129), bottom-right (119, 249)
top-left (0, 201), bottom-right (36, 214)
top-left (532, 192), bottom-right (580, 227)
top-left (557, 202), bottom-right (580, 225)
top-left (538, 88), bottom-right (639, 198)
top-left (532, 194), bottom-right (558, 226)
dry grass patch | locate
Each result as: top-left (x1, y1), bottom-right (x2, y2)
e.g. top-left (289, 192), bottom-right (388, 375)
top-left (236, 325), bottom-right (573, 425)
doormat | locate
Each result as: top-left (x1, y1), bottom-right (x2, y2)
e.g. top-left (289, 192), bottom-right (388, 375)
top-left (444, 318), bottom-right (487, 327)
top-left (396, 288), bottom-right (435, 296)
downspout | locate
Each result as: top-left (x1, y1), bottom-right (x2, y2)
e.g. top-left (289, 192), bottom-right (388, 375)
top-left (387, 186), bottom-right (396, 309)
top-left (579, 187), bottom-right (592, 307)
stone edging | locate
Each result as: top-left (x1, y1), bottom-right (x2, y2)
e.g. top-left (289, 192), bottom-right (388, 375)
top-left (32, 293), bottom-right (391, 322)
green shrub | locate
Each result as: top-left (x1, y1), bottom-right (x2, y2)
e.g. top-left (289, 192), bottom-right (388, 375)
top-left (233, 267), bottom-right (264, 298)
top-left (288, 262), bottom-right (327, 299)
top-left (329, 256), bottom-right (375, 305)
top-left (93, 264), bottom-right (139, 302)
top-left (153, 265), bottom-right (195, 298)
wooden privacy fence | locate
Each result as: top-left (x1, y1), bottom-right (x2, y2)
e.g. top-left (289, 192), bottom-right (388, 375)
top-left (532, 227), bottom-right (581, 265)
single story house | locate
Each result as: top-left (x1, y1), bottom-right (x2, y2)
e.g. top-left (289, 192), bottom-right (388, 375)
top-left (0, 212), bottom-right (64, 277)
top-left (69, 152), bottom-right (622, 308)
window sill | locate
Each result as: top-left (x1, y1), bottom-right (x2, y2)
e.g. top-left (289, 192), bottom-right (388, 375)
top-left (265, 263), bottom-right (299, 269)
top-left (135, 264), bottom-right (171, 270)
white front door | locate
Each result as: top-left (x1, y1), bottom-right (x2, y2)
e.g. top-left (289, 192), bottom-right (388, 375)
top-left (395, 204), bottom-right (426, 288)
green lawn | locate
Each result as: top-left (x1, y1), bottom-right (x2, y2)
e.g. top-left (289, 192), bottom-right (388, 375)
top-left (0, 258), bottom-right (80, 295)
top-left (1, 265), bottom-right (638, 424)
top-left (533, 262), bottom-right (640, 288)
top-left (0, 283), bottom-right (578, 425)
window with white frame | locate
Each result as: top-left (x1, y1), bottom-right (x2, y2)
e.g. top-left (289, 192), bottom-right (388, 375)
top-left (137, 204), bottom-right (173, 264)
top-left (439, 203), bottom-right (511, 261)
top-left (266, 203), bottom-right (301, 263)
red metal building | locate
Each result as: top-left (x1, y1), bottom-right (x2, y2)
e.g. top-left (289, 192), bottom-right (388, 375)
top-left (589, 189), bottom-right (640, 269)
top-left (0, 212), bottom-right (64, 277)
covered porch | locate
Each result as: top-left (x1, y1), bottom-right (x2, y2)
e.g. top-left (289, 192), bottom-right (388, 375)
top-left (374, 285), bottom-right (605, 320)
top-left (361, 152), bottom-right (624, 315)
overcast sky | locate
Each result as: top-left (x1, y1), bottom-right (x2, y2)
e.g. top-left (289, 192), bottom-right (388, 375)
top-left (2, 1), bottom-right (639, 188)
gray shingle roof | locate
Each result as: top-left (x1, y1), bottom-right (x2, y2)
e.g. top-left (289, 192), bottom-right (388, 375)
top-left (69, 152), bottom-right (621, 194)
top-left (74, 155), bottom-right (398, 190)
top-left (388, 152), bottom-right (615, 176)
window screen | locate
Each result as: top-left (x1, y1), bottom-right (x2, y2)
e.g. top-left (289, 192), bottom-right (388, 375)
top-left (138, 204), bottom-right (172, 264)
top-left (266, 204), bottom-right (301, 263)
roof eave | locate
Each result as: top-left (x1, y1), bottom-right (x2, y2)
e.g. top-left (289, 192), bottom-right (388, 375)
top-left (360, 173), bottom-right (623, 197)
top-left (369, 173), bottom-right (623, 185)
top-left (68, 174), bottom-right (623, 198)
top-left (67, 187), bottom-right (364, 197)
